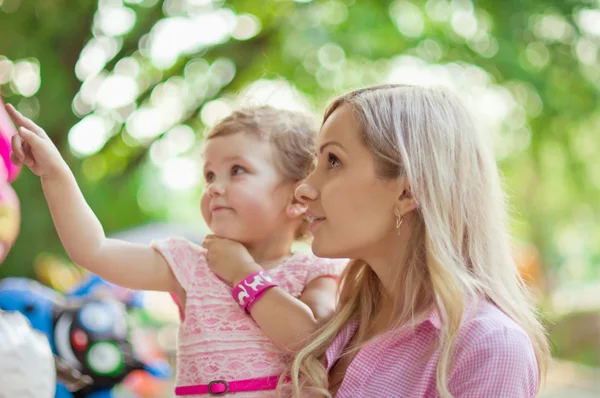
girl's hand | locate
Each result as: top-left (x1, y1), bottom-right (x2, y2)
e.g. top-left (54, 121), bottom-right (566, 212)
top-left (6, 104), bottom-right (69, 179)
top-left (202, 235), bottom-right (262, 286)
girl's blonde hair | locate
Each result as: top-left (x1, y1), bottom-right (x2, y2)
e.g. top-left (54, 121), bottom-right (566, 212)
top-left (206, 106), bottom-right (318, 240)
top-left (285, 85), bottom-right (550, 397)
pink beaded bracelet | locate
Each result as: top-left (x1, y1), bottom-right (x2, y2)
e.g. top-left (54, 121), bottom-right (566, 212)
top-left (231, 270), bottom-right (277, 313)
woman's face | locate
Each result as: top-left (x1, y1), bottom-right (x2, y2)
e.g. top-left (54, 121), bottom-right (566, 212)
top-left (295, 104), bottom-right (400, 259)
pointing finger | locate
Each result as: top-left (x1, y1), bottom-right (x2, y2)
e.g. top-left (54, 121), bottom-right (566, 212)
top-left (5, 104), bottom-right (48, 138)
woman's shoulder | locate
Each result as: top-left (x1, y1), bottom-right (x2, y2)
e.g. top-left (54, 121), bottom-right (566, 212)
top-left (460, 299), bottom-right (530, 338)
top-left (449, 300), bottom-right (539, 396)
top-left (457, 300), bottom-right (535, 363)
top-left (455, 300), bottom-right (535, 358)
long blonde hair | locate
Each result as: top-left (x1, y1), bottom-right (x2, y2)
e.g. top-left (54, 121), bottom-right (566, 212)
top-left (285, 85), bottom-right (550, 397)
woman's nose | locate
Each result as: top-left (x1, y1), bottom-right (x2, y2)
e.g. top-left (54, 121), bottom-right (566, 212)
top-left (295, 180), bottom-right (318, 204)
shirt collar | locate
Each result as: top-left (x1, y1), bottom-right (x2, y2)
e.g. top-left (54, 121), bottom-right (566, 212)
top-left (423, 307), bottom-right (442, 329)
top-left (419, 294), bottom-right (476, 330)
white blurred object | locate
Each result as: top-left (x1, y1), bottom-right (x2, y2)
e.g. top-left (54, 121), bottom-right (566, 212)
top-left (0, 311), bottom-right (55, 398)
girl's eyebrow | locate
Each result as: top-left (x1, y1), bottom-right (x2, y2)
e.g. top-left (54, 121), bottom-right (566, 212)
top-left (203, 155), bottom-right (245, 168)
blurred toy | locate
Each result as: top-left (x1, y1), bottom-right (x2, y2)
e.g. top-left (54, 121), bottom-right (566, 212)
top-left (67, 273), bottom-right (144, 310)
top-left (0, 277), bottom-right (171, 398)
top-left (34, 252), bottom-right (89, 294)
top-left (0, 310), bottom-right (56, 397)
top-left (0, 181), bottom-right (19, 263)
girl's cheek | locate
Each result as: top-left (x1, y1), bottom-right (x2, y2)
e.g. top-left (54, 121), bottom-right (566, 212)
top-left (199, 195), bottom-right (211, 217)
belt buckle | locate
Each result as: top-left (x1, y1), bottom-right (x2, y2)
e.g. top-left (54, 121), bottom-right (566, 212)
top-left (208, 379), bottom-right (229, 396)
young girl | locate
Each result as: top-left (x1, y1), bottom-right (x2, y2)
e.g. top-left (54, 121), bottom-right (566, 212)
top-left (6, 103), bottom-right (346, 397)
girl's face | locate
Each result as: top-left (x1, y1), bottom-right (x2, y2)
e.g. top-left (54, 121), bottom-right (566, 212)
top-left (200, 132), bottom-right (295, 244)
top-left (295, 104), bottom-right (400, 260)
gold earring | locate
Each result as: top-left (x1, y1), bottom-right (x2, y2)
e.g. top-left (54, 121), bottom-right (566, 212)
top-left (394, 209), bottom-right (403, 235)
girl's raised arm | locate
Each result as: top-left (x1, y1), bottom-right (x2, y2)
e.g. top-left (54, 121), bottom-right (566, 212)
top-left (7, 104), bottom-right (177, 292)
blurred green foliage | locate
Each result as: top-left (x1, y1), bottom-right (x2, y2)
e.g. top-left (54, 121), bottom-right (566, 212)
top-left (0, 0), bottom-right (598, 293)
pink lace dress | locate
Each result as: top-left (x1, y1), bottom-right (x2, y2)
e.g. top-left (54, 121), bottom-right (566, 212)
top-left (152, 237), bottom-right (346, 397)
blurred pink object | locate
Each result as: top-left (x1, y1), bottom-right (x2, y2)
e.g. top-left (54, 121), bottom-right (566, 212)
top-left (0, 179), bottom-right (18, 206)
top-left (0, 181), bottom-right (20, 264)
top-left (0, 95), bottom-right (21, 183)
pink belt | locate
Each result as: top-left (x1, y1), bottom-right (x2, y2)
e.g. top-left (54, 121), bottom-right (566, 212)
top-left (175, 375), bottom-right (280, 396)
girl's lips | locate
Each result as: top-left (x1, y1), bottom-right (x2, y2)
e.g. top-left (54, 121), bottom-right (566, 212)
top-left (212, 206), bottom-right (233, 213)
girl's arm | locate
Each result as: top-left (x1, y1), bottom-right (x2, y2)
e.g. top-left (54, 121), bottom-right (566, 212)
top-left (41, 170), bottom-right (174, 291)
top-left (7, 104), bottom-right (176, 292)
top-left (245, 275), bottom-right (338, 353)
top-left (201, 235), bottom-right (340, 353)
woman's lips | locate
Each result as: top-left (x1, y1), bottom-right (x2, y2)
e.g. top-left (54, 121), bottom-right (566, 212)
top-left (307, 217), bottom-right (325, 232)
top-left (306, 210), bottom-right (326, 232)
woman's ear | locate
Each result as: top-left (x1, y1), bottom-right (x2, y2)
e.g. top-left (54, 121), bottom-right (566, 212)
top-left (395, 178), bottom-right (417, 217)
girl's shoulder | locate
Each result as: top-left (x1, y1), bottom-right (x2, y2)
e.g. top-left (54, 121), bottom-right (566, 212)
top-left (151, 236), bottom-right (206, 258)
top-left (150, 236), bottom-right (208, 276)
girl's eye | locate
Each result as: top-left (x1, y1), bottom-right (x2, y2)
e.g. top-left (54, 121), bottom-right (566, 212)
top-left (231, 165), bottom-right (247, 176)
top-left (204, 171), bottom-right (215, 182)
top-left (327, 153), bottom-right (341, 168)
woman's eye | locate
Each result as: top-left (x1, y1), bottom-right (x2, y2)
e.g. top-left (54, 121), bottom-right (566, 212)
top-left (231, 165), bottom-right (247, 176)
top-left (204, 171), bottom-right (215, 182)
top-left (327, 153), bottom-right (341, 168)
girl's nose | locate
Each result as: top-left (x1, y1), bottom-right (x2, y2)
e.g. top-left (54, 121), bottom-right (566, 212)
top-left (207, 182), bottom-right (225, 197)
top-left (295, 180), bottom-right (318, 204)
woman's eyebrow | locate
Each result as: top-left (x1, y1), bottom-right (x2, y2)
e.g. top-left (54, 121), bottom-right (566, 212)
top-left (319, 141), bottom-right (345, 154)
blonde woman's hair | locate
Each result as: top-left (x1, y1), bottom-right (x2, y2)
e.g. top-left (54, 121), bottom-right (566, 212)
top-left (207, 106), bottom-right (318, 240)
top-left (285, 85), bottom-right (550, 397)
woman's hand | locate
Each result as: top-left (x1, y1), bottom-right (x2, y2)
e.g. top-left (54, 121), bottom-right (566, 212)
top-left (202, 235), bottom-right (262, 286)
top-left (6, 104), bottom-right (69, 180)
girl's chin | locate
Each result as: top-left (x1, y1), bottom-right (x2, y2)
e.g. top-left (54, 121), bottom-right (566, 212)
top-left (208, 225), bottom-right (246, 241)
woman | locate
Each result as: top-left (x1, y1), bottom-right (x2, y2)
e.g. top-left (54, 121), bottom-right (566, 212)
top-left (290, 85), bottom-right (550, 397)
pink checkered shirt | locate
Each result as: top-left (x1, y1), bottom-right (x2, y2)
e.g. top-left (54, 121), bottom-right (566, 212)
top-left (325, 299), bottom-right (539, 397)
